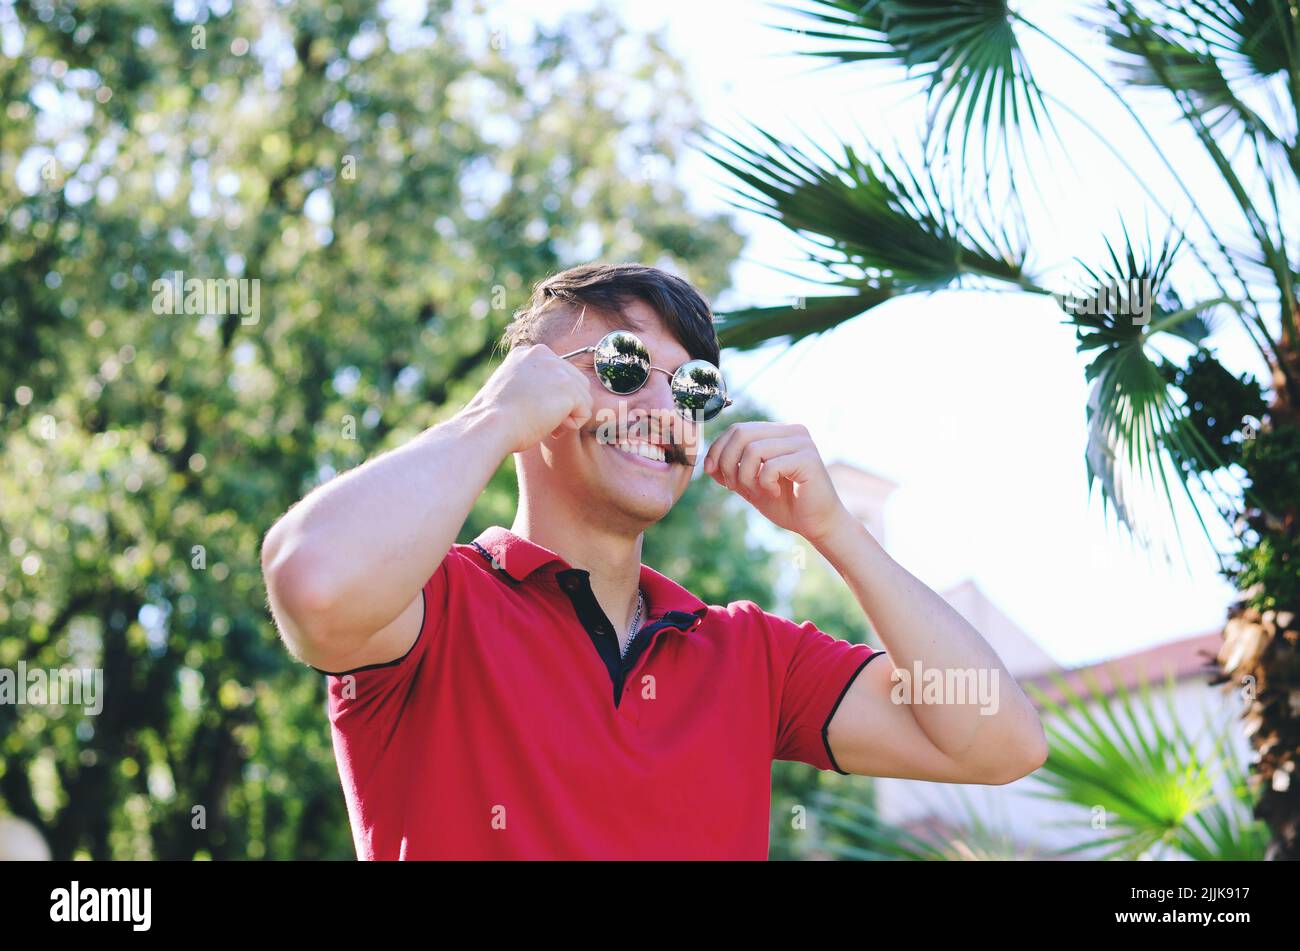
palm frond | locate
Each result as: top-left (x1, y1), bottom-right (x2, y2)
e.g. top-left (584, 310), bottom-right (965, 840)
top-left (1103, 1), bottom-right (1298, 334)
top-left (703, 124), bottom-right (1039, 349)
top-left (714, 289), bottom-right (894, 350)
top-left (1060, 228), bottom-right (1241, 549)
top-left (810, 787), bottom-right (1030, 860)
top-left (810, 788), bottom-right (956, 859)
top-left (772, 0), bottom-right (1048, 164)
top-left (1173, 710), bottom-right (1269, 859)
top-left (1102, 1), bottom-right (1296, 171)
top-left (1182, 0), bottom-right (1298, 83)
top-left (1025, 667), bottom-right (1261, 860)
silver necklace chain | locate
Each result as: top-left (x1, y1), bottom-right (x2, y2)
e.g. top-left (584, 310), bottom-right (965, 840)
top-left (619, 589), bottom-right (645, 661)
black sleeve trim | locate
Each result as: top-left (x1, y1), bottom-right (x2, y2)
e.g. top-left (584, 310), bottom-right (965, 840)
top-left (821, 649), bottom-right (887, 775)
top-left (310, 585), bottom-right (428, 678)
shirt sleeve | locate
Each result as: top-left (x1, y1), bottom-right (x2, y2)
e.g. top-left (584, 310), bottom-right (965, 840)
top-left (766, 610), bottom-right (887, 773)
top-left (318, 546), bottom-right (463, 730)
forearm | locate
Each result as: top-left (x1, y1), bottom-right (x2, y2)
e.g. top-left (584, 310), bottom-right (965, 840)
top-left (810, 516), bottom-right (1045, 774)
top-left (262, 402), bottom-right (512, 644)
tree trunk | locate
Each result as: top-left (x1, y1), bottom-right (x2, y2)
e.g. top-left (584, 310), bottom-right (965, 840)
top-left (1218, 340), bottom-right (1300, 860)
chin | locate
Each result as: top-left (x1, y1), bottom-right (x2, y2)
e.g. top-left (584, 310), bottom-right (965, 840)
top-left (589, 483), bottom-right (678, 530)
top-left (576, 429), bottom-right (690, 526)
top-left (622, 493), bottom-right (677, 525)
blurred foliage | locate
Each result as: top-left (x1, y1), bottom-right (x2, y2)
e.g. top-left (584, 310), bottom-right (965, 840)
top-left (768, 541), bottom-right (878, 859)
top-left (776, 673), bottom-right (1263, 862)
top-left (1027, 671), bottom-right (1266, 861)
top-left (0, 0), bottom-right (761, 859)
top-left (1231, 425), bottom-right (1300, 612)
top-left (788, 536), bottom-right (876, 648)
top-left (1159, 348), bottom-right (1267, 474)
top-left (768, 758), bottom-right (863, 860)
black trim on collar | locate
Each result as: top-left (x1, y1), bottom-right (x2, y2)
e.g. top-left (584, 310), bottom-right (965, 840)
top-left (555, 568), bottom-right (698, 708)
top-left (470, 540), bottom-right (522, 585)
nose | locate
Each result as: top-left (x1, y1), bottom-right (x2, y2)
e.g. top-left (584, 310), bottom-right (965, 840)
top-left (624, 366), bottom-right (669, 427)
top-left (627, 369), bottom-right (698, 455)
top-left (636, 366), bottom-right (676, 413)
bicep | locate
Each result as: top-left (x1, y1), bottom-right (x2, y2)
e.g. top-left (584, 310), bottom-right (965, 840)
top-left (305, 589), bottom-right (424, 675)
top-left (825, 656), bottom-right (974, 783)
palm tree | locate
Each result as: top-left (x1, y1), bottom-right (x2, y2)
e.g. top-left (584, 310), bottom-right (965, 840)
top-left (706, 0), bottom-right (1299, 858)
top-left (1027, 669), bottom-right (1267, 859)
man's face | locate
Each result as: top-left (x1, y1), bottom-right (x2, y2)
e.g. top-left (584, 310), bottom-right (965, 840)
top-left (531, 300), bottom-right (702, 530)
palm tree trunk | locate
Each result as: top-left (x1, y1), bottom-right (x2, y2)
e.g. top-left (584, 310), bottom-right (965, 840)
top-left (1218, 340), bottom-right (1300, 860)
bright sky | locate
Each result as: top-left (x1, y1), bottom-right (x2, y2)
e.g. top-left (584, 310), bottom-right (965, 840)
top-left (450, 1), bottom-right (1286, 664)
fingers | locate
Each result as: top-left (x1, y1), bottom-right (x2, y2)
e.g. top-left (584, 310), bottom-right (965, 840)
top-left (568, 385), bottom-right (593, 431)
top-left (735, 436), bottom-right (806, 496)
top-left (705, 422), bottom-right (810, 492)
top-left (538, 351), bottom-right (594, 441)
top-left (704, 422), bottom-right (773, 479)
top-left (549, 350), bottom-right (592, 393)
top-left (548, 377), bottom-right (593, 440)
top-left (755, 449), bottom-right (816, 497)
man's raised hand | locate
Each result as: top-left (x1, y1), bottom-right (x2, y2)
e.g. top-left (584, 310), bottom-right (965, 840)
top-left (467, 344), bottom-right (595, 454)
top-left (702, 421), bottom-right (851, 543)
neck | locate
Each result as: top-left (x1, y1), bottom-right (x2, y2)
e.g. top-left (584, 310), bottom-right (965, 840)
top-left (512, 492), bottom-right (646, 637)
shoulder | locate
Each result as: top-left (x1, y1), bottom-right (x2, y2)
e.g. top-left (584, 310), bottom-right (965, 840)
top-left (704, 598), bottom-right (799, 631)
top-left (441, 540), bottom-right (514, 584)
top-left (700, 599), bottom-right (873, 668)
top-left (699, 599), bottom-right (813, 658)
top-left (414, 541), bottom-right (525, 614)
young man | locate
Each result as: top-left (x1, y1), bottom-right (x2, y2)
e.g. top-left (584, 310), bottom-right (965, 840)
top-left (261, 263), bottom-right (1047, 860)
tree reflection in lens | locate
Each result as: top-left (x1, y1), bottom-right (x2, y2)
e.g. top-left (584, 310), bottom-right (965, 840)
top-left (594, 332), bottom-right (650, 394)
top-left (672, 360), bottom-right (726, 420)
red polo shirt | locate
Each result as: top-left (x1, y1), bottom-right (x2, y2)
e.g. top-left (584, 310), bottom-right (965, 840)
top-left (321, 525), bottom-right (885, 860)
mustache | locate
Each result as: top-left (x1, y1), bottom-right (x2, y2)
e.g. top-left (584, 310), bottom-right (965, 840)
top-left (583, 424), bottom-right (697, 466)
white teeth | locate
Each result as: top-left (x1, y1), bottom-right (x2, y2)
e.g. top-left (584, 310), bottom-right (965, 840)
top-left (611, 441), bottom-right (666, 463)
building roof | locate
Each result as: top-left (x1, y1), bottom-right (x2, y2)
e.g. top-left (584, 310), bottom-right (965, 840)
top-left (941, 579), bottom-right (1059, 678)
top-left (826, 461), bottom-right (899, 497)
top-left (1022, 629), bottom-right (1223, 707)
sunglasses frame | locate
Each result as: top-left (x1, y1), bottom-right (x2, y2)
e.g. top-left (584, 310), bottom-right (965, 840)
top-left (559, 330), bottom-right (733, 422)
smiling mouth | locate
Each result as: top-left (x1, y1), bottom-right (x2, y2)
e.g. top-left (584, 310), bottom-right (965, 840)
top-left (590, 429), bottom-right (688, 467)
top-left (610, 440), bottom-right (668, 464)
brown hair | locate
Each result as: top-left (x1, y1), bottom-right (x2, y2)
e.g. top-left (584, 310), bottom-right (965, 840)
top-left (500, 263), bottom-right (721, 366)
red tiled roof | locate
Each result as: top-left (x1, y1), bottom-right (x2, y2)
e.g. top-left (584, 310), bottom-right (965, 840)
top-left (1022, 629), bottom-right (1224, 707)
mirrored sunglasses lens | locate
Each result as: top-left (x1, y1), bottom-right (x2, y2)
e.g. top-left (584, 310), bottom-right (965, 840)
top-left (593, 331), bottom-right (650, 394)
top-left (672, 360), bottom-right (727, 421)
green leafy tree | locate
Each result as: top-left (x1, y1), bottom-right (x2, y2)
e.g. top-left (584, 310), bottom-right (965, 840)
top-left (0, 0), bottom-right (753, 859)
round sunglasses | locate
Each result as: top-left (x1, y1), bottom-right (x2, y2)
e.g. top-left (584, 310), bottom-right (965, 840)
top-left (559, 330), bottom-right (732, 422)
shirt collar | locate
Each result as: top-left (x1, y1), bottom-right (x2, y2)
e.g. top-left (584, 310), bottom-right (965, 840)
top-left (471, 525), bottom-right (564, 581)
top-left (470, 525), bottom-right (708, 626)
